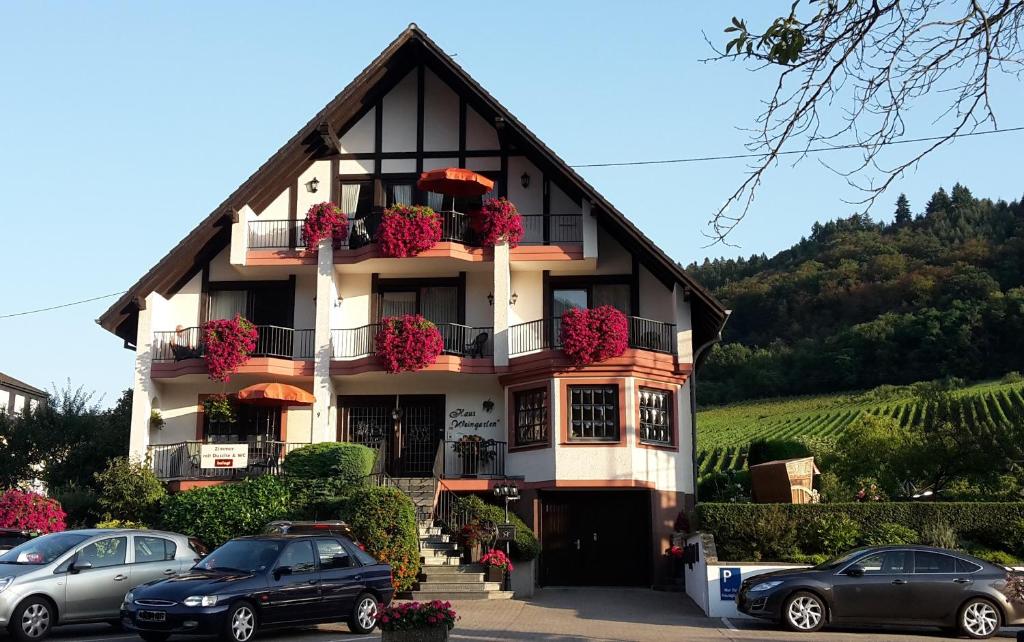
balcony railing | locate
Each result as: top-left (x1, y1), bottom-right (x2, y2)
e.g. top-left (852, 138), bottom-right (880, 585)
top-left (152, 326), bottom-right (315, 361)
top-left (508, 315), bottom-right (677, 357)
top-left (147, 440), bottom-right (305, 481)
top-left (331, 323), bottom-right (493, 360)
top-left (441, 439), bottom-right (507, 478)
top-left (247, 212), bottom-right (582, 250)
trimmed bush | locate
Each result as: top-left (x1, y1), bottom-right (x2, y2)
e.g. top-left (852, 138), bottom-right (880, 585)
top-left (94, 457), bottom-right (166, 524)
top-left (920, 521), bottom-right (958, 549)
top-left (456, 495), bottom-right (540, 562)
top-left (331, 486), bottom-right (420, 592)
top-left (863, 522), bottom-right (918, 546)
top-left (697, 502), bottom-right (1024, 561)
top-left (159, 475), bottom-right (290, 547)
top-left (283, 442), bottom-right (376, 481)
top-left (95, 518), bottom-right (147, 529)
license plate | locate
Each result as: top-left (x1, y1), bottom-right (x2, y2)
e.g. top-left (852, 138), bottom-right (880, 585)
top-left (138, 610), bottom-right (166, 622)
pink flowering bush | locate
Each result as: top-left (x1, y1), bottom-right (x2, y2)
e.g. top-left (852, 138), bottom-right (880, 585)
top-left (376, 205), bottom-right (442, 257)
top-left (559, 305), bottom-right (629, 366)
top-left (203, 315), bottom-right (258, 382)
top-left (0, 490), bottom-right (66, 534)
top-left (302, 202), bottom-right (349, 252)
top-left (378, 600), bottom-right (458, 632)
top-left (470, 197), bottom-right (524, 247)
top-left (374, 315), bottom-right (444, 373)
top-left (480, 547), bottom-right (514, 572)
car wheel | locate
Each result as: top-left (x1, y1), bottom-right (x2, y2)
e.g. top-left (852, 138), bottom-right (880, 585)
top-left (139, 634), bottom-right (170, 642)
top-left (959, 598), bottom-right (1000, 639)
top-left (349, 593), bottom-right (379, 634)
top-left (221, 601), bottom-right (258, 642)
top-left (782, 591), bottom-right (826, 633)
top-left (8, 597), bottom-right (54, 641)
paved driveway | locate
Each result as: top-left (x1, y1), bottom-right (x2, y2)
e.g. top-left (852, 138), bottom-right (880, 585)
top-left (34, 588), bottom-right (1024, 641)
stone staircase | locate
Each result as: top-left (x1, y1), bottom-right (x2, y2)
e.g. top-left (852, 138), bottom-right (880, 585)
top-left (392, 477), bottom-right (513, 601)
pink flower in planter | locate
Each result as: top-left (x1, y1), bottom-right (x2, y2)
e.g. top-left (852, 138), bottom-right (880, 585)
top-left (203, 315), bottom-right (258, 382)
top-left (302, 202), bottom-right (349, 252)
top-left (374, 314), bottom-right (445, 373)
top-left (376, 205), bottom-right (442, 257)
top-left (559, 305), bottom-right (629, 366)
top-left (470, 197), bottom-right (524, 247)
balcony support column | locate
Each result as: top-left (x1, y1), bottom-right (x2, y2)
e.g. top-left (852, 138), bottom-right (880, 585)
top-left (312, 238), bottom-right (336, 442)
top-left (129, 292), bottom-right (167, 462)
top-left (229, 205), bottom-right (252, 266)
top-left (582, 199), bottom-right (598, 259)
top-left (493, 240), bottom-right (511, 367)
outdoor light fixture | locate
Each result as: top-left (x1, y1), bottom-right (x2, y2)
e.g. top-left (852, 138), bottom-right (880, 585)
top-left (488, 292), bottom-right (518, 306)
top-left (509, 292), bottom-right (518, 306)
top-left (493, 482), bottom-right (520, 500)
top-left (487, 292), bottom-right (494, 306)
top-left (305, 177), bottom-right (320, 193)
top-left (391, 408), bottom-right (403, 421)
top-left (520, 172), bottom-right (530, 189)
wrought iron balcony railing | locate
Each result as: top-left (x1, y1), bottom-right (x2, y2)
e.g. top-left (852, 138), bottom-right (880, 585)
top-left (152, 326), bottom-right (315, 361)
top-left (508, 315), bottom-right (677, 357)
top-left (331, 323), bottom-right (493, 360)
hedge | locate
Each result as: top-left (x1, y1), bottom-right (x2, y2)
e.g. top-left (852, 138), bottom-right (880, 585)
top-left (329, 486), bottom-right (420, 592)
top-left (696, 502), bottom-right (1024, 562)
top-left (282, 442), bottom-right (376, 481)
top-left (457, 495), bottom-right (540, 562)
top-left (159, 475), bottom-right (290, 547)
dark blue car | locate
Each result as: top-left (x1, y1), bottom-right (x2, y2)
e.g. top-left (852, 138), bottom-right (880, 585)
top-left (121, 534), bottom-right (393, 642)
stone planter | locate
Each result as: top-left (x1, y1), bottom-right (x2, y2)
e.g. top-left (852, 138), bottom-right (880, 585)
top-left (486, 566), bottom-right (504, 583)
top-left (382, 626), bottom-right (449, 642)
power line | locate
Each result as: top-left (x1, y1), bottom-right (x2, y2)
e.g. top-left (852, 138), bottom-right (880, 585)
top-left (0, 291), bottom-right (127, 319)
top-left (568, 126), bottom-right (1024, 168)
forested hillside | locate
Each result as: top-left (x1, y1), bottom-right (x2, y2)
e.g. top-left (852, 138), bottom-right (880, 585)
top-left (687, 185), bottom-right (1024, 404)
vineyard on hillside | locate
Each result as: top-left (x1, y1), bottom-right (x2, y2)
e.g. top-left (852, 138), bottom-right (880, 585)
top-left (696, 380), bottom-right (1024, 481)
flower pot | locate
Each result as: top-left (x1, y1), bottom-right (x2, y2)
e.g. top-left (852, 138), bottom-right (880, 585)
top-left (486, 566), bottom-right (504, 583)
top-left (382, 625), bottom-right (449, 642)
top-left (462, 541), bottom-right (481, 564)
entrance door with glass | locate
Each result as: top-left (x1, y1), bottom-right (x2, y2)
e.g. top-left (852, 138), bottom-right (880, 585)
top-left (338, 395), bottom-right (446, 477)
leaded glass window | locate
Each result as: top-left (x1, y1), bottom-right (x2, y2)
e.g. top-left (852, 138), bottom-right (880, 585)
top-left (639, 388), bottom-right (672, 446)
top-left (514, 388), bottom-right (548, 446)
top-left (568, 385), bottom-right (619, 441)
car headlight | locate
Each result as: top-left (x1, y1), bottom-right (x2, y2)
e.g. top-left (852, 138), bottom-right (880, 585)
top-left (750, 580), bottom-right (783, 592)
top-left (183, 595), bottom-right (218, 607)
top-left (0, 577), bottom-right (13, 594)
top-left (123, 591), bottom-right (134, 605)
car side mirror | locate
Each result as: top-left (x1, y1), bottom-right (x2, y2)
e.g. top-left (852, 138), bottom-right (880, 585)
top-left (845, 564), bottom-right (865, 577)
top-left (71, 560), bottom-right (94, 574)
top-left (274, 565), bottom-right (292, 578)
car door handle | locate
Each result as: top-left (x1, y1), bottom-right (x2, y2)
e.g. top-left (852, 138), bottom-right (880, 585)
top-left (891, 578), bottom-right (908, 585)
top-left (954, 578), bottom-right (973, 584)
top-left (307, 579), bottom-right (318, 585)
top-left (162, 569), bottom-right (176, 575)
top-left (353, 575), bottom-right (362, 581)
top-left (114, 574), bottom-right (128, 581)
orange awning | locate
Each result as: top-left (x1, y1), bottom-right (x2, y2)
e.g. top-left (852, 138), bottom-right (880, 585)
top-left (416, 167), bottom-right (494, 198)
top-left (236, 383), bottom-right (315, 406)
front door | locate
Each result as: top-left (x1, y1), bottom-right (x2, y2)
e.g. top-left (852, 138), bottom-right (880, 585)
top-left (540, 491), bottom-right (651, 586)
top-left (338, 395), bottom-right (445, 477)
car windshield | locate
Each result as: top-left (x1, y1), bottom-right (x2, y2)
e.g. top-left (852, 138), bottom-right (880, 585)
top-left (0, 532), bottom-right (90, 565)
top-left (813, 548), bottom-right (871, 570)
top-left (194, 539), bottom-right (283, 574)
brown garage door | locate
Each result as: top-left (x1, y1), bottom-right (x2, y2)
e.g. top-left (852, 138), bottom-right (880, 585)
top-left (540, 490), bottom-right (651, 586)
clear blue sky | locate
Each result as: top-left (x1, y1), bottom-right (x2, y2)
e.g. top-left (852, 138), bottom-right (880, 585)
top-left (2, 2), bottom-right (1022, 405)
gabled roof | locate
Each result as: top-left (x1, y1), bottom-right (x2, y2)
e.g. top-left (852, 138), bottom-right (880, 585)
top-left (0, 372), bottom-right (48, 398)
top-left (98, 24), bottom-right (727, 351)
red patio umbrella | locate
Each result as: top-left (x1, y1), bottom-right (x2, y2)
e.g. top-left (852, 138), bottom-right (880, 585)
top-left (416, 167), bottom-right (494, 197)
top-left (236, 383), bottom-right (315, 406)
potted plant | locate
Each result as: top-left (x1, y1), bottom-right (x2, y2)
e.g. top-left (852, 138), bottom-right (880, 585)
top-left (479, 548), bottom-right (513, 583)
top-left (458, 521), bottom-right (483, 563)
top-left (376, 204), bottom-right (443, 257)
top-left (149, 409), bottom-right (165, 430)
top-left (302, 201), bottom-right (349, 251)
top-left (470, 197), bottom-right (524, 247)
top-left (203, 314), bottom-right (258, 382)
top-left (378, 600), bottom-right (458, 642)
top-left (374, 314), bottom-right (445, 373)
top-left (559, 305), bottom-right (629, 366)
top-left (451, 435), bottom-right (496, 477)
top-left (204, 394), bottom-right (236, 424)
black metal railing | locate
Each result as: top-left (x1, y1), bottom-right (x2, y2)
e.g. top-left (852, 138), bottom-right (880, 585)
top-left (146, 440), bottom-right (304, 481)
top-left (437, 210), bottom-right (473, 244)
top-left (332, 323), bottom-right (493, 359)
top-left (248, 220), bottom-right (305, 249)
top-left (443, 439), bottom-right (506, 478)
top-left (519, 215), bottom-right (583, 245)
top-left (153, 326), bottom-right (315, 361)
top-left (508, 315), bottom-right (677, 356)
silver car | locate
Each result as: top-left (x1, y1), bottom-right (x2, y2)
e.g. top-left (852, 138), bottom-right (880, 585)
top-left (0, 529), bottom-right (199, 641)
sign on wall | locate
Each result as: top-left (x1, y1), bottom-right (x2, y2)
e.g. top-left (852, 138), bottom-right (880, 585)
top-left (719, 567), bottom-right (741, 601)
top-left (200, 444), bottom-right (248, 469)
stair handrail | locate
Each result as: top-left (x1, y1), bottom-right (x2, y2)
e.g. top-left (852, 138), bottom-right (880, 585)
top-left (368, 438), bottom-right (394, 487)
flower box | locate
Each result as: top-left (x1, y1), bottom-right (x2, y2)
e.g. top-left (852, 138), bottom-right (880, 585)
top-left (486, 566), bottom-right (504, 583)
top-left (382, 626), bottom-right (448, 642)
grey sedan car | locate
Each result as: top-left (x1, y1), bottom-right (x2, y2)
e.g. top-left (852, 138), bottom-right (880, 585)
top-left (0, 529), bottom-right (200, 641)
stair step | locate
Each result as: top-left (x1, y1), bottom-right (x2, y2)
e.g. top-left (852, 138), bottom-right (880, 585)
top-left (402, 591), bottom-right (514, 601)
top-left (420, 564), bottom-right (484, 574)
top-left (421, 557), bottom-right (461, 566)
top-left (420, 542), bottom-right (457, 552)
top-left (420, 536), bottom-right (450, 545)
top-left (417, 581), bottom-right (502, 591)
top-left (421, 572), bottom-right (485, 582)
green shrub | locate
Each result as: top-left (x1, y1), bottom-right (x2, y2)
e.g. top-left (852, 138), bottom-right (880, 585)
top-left (964, 545), bottom-right (1021, 566)
top-left (330, 486), bottom-right (420, 592)
top-left (95, 518), bottom-right (147, 529)
top-left (159, 475), bottom-right (290, 547)
top-left (51, 484), bottom-right (99, 528)
top-left (1002, 371), bottom-right (1023, 384)
top-left (920, 520), bottom-right (958, 549)
top-left (456, 495), bottom-right (540, 562)
top-left (697, 470), bottom-right (751, 503)
top-left (747, 438), bottom-right (811, 467)
top-left (700, 504), bottom-right (797, 561)
top-left (94, 457), bottom-right (166, 524)
top-left (283, 442), bottom-right (376, 481)
top-left (801, 513), bottom-right (860, 555)
top-left (784, 552), bottom-right (829, 566)
top-left (862, 522), bottom-right (918, 546)
top-left (696, 503), bottom-right (1024, 561)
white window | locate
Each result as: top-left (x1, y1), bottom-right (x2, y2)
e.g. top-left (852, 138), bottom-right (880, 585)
top-left (28, 398), bottom-right (38, 412)
top-left (0, 393), bottom-right (7, 413)
top-left (13, 395), bottom-right (25, 414)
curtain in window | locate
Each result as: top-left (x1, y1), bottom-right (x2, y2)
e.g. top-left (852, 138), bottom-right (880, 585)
top-left (379, 291), bottom-right (417, 319)
top-left (341, 183), bottom-right (361, 215)
top-left (390, 184), bottom-right (413, 206)
top-left (208, 290), bottom-right (247, 321)
top-left (426, 191), bottom-right (445, 211)
top-left (594, 284), bottom-right (631, 314)
top-left (420, 287), bottom-right (458, 324)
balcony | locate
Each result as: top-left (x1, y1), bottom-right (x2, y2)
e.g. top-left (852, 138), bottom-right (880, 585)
top-left (247, 212), bottom-right (582, 250)
top-left (152, 325), bottom-right (315, 361)
top-left (331, 323), bottom-right (494, 360)
top-left (508, 316), bottom-right (677, 357)
top-left (147, 440), bottom-right (305, 481)
top-left (439, 439), bottom-right (507, 479)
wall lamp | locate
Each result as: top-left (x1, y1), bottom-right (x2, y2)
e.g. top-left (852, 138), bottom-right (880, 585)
top-left (305, 177), bottom-right (320, 193)
top-left (488, 292), bottom-right (518, 306)
top-left (520, 172), bottom-right (531, 189)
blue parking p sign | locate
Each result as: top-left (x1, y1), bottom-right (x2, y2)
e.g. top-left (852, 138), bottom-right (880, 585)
top-left (719, 567), bottom-right (741, 601)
